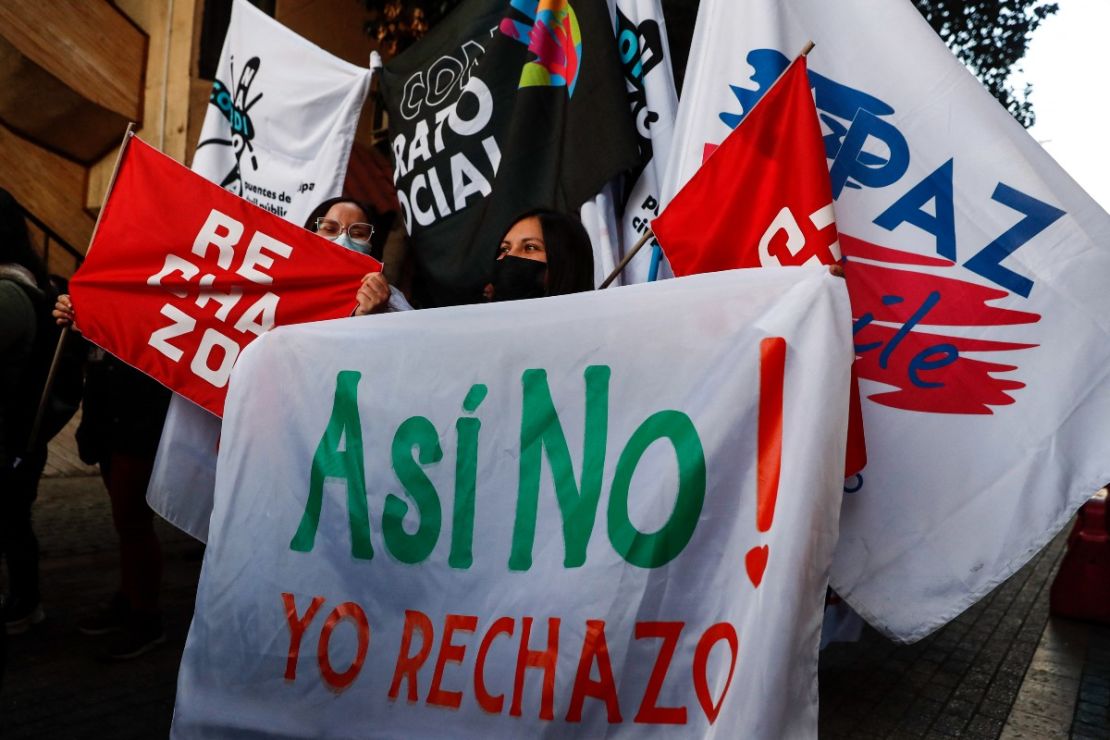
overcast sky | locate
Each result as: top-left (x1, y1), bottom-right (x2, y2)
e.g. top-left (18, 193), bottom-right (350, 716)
top-left (1016, 0), bottom-right (1110, 211)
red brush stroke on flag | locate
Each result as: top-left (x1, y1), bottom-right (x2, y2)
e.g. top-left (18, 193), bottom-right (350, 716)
top-left (842, 237), bottom-right (1040, 415)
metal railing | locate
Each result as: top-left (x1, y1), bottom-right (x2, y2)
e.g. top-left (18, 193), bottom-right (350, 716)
top-left (22, 206), bottom-right (84, 276)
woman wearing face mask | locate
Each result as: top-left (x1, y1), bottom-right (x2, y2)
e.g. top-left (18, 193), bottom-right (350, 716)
top-left (486, 209), bottom-right (594, 302)
top-left (303, 197), bottom-right (412, 314)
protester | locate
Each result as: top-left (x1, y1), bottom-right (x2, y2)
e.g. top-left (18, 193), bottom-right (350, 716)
top-left (485, 209), bottom-right (595, 301)
top-left (52, 294), bottom-right (171, 660)
top-left (0, 190), bottom-right (51, 644)
top-left (304, 197), bottom-right (412, 314)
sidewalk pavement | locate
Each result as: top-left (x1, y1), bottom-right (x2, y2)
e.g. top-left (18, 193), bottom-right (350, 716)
top-left (2, 430), bottom-right (1109, 738)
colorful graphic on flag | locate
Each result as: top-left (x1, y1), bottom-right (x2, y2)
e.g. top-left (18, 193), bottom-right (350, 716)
top-left (500, 0), bottom-right (583, 94)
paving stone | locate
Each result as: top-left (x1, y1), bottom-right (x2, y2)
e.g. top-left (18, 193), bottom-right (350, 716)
top-left (1, 474), bottom-right (202, 736)
top-left (932, 670), bottom-right (962, 688)
top-left (1001, 708), bottom-right (1070, 739)
top-left (979, 699), bottom-right (1013, 721)
top-left (1074, 706), bottom-right (1110, 728)
top-left (896, 713), bottom-right (936, 737)
top-left (1076, 700), bottom-right (1109, 719)
top-left (953, 683), bottom-right (987, 706)
top-left (945, 698), bottom-right (978, 720)
top-left (966, 714), bottom-right (1005, 737)
top-left (961, 670), bottom-right (994, 691)
top-left (1013, 690), bottom-right (1078, 725)
top-left (922, 681), bottom-right (956, 702)
top-left (1070, 722), bottom-right (1110, 740)
top-left (1081, 688), bottom-right (1110, 708)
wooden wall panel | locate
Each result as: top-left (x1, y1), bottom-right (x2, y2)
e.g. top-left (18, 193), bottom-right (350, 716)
top-left (0, 0), bottom-right (145, 120)
top-left (87, 0), bottom-right (202, 212)
top-left (0, 123), bottom-right (95, 253)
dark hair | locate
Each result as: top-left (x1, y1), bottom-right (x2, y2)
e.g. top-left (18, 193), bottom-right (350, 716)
top-left (304, 198), bottom-right (381, 256)
top-left (503, 209), bottom-right (594, 296)
top-left (0, 188), bottom-right (48, 289)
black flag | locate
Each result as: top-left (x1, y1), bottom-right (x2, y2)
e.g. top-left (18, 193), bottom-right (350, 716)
top-left (380, 0), bottom-right (640, 306)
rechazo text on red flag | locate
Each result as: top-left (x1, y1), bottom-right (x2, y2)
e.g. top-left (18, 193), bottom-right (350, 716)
top-left (69, 136), bottom-right (380, 417)
top-left (651, 55), bottom-right (838, 276)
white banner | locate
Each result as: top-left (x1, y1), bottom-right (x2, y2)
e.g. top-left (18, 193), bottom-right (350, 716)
top-left (172, 267), bottom-right (852, 738)
top-left (582, 0), bottom-right (678, 287)
top-left (148, 0), bottom-right (371, 541)
top-left (665, 0), bottom-right (1110, 641)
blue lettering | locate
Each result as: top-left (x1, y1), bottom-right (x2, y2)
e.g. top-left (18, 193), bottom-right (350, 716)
top-left (909, 344), bottom-right (958, 388)
top-left (215, 89), bottom-right (232, 114)
top-left (874, 159), bottom-right (957, 261)
top-left (962, 183), bottom-right (1066, 298)
top-left (852, 312), bottom-right (883, 353)
top-left (829, 109), bottom-right (910, 199)
top-left (879, 291), bottom-right (940, 369)
top-left (618, 29), bottom-right (641, 78)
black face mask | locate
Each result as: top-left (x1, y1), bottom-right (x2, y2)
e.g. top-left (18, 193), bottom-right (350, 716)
top-left (490, 255), bottom-right (547, 302)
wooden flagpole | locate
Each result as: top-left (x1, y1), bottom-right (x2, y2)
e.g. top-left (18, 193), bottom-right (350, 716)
top-left (599, 41), bottom-right (815, 291)
top-left (24, 123), bottom-right (137, 459)
top-left (600, 229), bottom-right (655, 289)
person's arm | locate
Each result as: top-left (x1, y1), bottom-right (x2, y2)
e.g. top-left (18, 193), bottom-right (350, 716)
top-left (52, 293), bottom-right (75, 328)
top-left (0, 281), bottom-right (35, 352)
top-left (353, 272), bottom-right (404, 315)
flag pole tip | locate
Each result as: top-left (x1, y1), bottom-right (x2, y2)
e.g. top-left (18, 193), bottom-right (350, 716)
top-left (800, 41), bottom-right (815, 57)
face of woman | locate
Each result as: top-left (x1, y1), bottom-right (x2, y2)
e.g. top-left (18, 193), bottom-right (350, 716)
top-left (497, 216), bottom-right (547, 263)
top-left (315, 202), bottom-right (374, 254)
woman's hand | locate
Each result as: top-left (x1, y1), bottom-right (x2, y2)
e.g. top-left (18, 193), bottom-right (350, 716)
top-left (53, 293), bottom-right (75, 327)
top-left (353, 272), bottom-right (392, 316)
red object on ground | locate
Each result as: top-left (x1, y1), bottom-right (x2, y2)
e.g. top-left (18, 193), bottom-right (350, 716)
top-left (1050, 489), bottom-right (1110, 623)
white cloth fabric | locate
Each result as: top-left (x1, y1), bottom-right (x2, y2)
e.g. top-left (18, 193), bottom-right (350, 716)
top-left (665, 0), bottom-right (1110, 642)
top-left (386, 285), bottom-right (413, 312)
top-left (172, 267), bottom-right (852, 739)
top-left (581, 0), bottom-right (678, 287)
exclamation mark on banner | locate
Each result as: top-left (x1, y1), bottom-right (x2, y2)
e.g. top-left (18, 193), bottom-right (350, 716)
top-left (746, 337), bottom-right (785, 588)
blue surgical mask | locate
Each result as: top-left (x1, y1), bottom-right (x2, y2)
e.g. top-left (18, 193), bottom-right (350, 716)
top-left (332, 233), bottom-right (372, 256)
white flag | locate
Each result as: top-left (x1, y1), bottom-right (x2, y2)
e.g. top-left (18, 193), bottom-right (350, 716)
top-left (610, 0), bottom-right (677, 284)
top-left (665, 0), bottom-right (1110, 642)
top-left (581, 0), bottom-right (678, 287)
top-left (147, 0), bottom-right (371, 542)
top-left (579, 182), bottom-right (622, 287)
top-left (171, 267), bottom-right (852, 739)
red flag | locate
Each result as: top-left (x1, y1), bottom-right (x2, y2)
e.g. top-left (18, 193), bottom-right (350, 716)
top-left (652, 56), bottom-right (839, 274)
top-left (651, 56), bottom-right (866, 476)
top-left (70, 137), bottom-right (381, 417)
